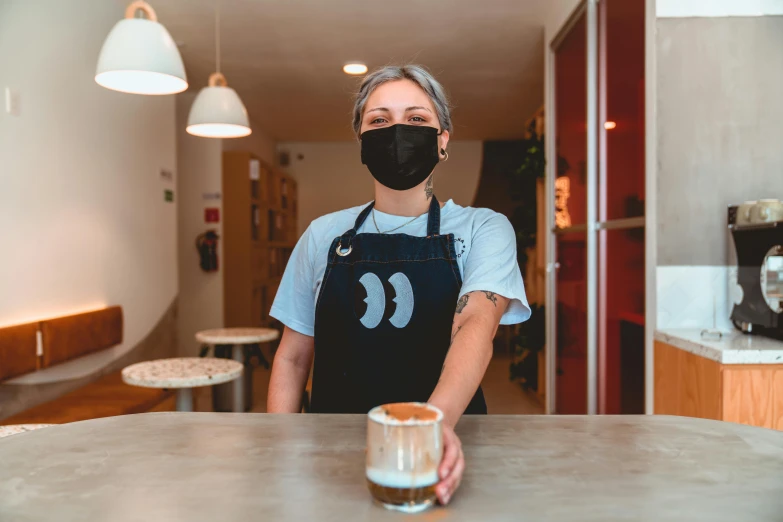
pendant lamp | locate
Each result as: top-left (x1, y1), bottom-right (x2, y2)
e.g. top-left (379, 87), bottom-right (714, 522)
top-left (186, 1), bottom-right (251, 138)
top-left (95, 1), bottom-right (187, 95)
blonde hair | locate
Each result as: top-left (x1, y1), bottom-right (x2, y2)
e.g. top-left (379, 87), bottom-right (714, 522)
top-left (351, 65), bottom-right (452, 137)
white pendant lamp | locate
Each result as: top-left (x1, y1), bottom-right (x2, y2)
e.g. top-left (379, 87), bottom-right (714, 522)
top-left (186, 1), bottom-right (251, 138)
top-left (95, 1), bottom-right (187, 95)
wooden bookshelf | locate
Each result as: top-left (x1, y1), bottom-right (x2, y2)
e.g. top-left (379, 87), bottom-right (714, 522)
top-left (222, 151), bottom-right (299, 328)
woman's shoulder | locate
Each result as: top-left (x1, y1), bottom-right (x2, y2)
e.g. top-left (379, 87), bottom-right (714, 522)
top-left (445, 201), bottom-right (512, 229)
top-left (306, 203), bottom-right (370, 239)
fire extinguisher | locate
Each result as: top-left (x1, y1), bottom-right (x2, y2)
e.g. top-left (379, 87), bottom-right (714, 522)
top-left (196, 230), bottom-right (219, 272)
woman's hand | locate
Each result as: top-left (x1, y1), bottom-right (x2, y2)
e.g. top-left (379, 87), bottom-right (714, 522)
top-left (436, 423), bottom-right (464, 505)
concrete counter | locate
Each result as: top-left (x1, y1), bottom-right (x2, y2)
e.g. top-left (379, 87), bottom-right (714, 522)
top-left (655, 329), bottom-right (783, 364)
top-left (1, 413), bottom-right (782, 521)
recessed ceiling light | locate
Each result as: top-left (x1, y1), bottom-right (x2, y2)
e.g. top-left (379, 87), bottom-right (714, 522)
top-left (343, 63), bottom-right (368, 75)
top-left (604, 121), bottom-right (617, 130)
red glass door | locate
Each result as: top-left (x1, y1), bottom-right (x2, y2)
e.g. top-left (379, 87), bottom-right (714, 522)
top-left (597, 0), bottom-right (646, 414)
top-left (553, 11), bottom-right (588, 414)
top-left (548, 0), bottom-right (646, 415)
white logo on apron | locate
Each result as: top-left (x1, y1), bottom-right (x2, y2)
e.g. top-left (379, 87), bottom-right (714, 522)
top-left (358, 272), bottom-right (414, 329)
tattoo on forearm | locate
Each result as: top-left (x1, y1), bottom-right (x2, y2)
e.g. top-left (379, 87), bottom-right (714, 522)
top-left (442, 326), bottom-right (462, 374)
top-left (482, 291), bottom-right (498, 307)
top-left (424, 174), bottom-right (434, 199)
top-left (450, 325), bottom-right (462, 346)
top-left (455, 294), bottom-right (469, 314)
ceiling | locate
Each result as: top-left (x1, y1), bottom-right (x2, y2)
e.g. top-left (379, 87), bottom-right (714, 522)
top-left (153, 0), bottom-right (548, 142)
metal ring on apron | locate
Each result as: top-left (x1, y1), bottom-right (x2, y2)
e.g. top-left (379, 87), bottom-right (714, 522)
top-left (335, 241), bottom-right (352, 257)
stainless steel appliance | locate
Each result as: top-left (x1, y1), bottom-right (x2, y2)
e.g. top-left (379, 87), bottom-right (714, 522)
top-left (728, 199), bottom-right (783, 340)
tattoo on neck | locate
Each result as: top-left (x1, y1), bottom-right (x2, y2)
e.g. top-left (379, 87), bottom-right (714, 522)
top-left (456, 294), bottom-right (469, 314)
top-left (425, 174), bottom-right (433, 199)
top-left (482, 291), bottom-right (498, 307)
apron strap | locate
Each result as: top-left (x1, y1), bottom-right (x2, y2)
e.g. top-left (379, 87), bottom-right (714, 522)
top-left (352, 201), bottom-right (375, 232)
top-left (339, 201), bottom-right (375, 248)
top-left (339, 196), bottom-right (442, 248)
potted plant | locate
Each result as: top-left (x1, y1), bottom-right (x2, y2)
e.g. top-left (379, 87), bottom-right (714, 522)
top-left (509, 304), bottom-right (546, 391)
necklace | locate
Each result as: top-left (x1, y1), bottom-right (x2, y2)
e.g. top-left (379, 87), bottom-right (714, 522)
top-left (372, 209), bottom-right (422, 234)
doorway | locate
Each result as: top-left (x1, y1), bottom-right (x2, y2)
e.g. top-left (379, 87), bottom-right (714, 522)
top-left (546, 0), bottom-right (646, 414)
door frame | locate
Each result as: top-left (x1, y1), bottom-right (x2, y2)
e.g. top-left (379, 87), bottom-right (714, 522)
top-left (643, 0), bottom-right (657, 416)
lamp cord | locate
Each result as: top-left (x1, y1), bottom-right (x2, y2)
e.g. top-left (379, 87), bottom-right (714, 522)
top-left (215, 0), bottom-right (221, 74)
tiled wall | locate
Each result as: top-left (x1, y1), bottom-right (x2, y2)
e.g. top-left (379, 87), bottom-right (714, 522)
top-left (656, 266), bottom-right (734, 331)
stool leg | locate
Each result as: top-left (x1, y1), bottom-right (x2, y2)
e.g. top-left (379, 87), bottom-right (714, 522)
top-left (198, 344), bottom-right (211, 358)
top-left (232, 344), bottom-right (245, 413)
top-left (176, 388), bottom-right (193, 412)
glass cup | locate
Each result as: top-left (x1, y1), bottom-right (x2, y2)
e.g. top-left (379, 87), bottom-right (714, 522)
top-left (366, 402), bottom-right (444, 513)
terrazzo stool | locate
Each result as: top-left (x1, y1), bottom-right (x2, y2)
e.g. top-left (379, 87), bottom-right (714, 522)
top-left (0, 424), bottom-right (55, 439)
top-left (195, 328), bottom-right (280, 412)
top-left (122, 358), bottom-right (243, 412)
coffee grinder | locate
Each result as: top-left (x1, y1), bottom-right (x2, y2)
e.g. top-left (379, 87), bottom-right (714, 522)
top-left (728, 200), bottom-right (783, 340)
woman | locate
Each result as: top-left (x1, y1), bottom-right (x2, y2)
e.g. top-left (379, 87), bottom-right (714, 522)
top-left (267, 65), bottom-right (530, 505)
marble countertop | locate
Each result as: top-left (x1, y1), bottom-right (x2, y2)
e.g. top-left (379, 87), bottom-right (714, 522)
top-left (195, 327), bottom-right (279, 344)
top-left (0, 424), bottom-right (54, 439)
top-left (121, 358), bottom-right (243, 389)
top-left (1, 414), bottom-right (782, 521)
top-left (655, 328), bottom-right (783, 364)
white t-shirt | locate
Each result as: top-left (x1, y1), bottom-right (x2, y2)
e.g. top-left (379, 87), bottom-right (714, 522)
top-left (270, 199), bottom-right (531, 337)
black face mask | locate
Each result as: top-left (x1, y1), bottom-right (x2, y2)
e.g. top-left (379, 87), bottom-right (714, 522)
top-left (360, 124), bottom-right (440, 191)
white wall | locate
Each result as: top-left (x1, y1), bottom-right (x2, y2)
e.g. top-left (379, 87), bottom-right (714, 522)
top-left (176, 92), bottom-right (224, 356)
top-left (175, 94), bottom-right (277, 355)
top-left (0, 0), bottom-right (177, 379)
top-left (654, 12), bottom-right (783, 331)
top-left (657, 0), bottom-right (783, 17)
top-left (278, 141), bottom-right (483, 234)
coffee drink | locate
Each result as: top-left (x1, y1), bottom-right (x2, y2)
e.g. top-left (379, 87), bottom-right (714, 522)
top-left (366, 403), bottom-right (443, 513)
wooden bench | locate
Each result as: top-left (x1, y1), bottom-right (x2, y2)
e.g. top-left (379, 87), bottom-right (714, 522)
top-left (0, 307), bottom-right (174, 425)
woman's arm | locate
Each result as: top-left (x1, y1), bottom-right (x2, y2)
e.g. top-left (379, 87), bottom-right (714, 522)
top-left (428, 290), bottom-right (508, 427)
top-left (428, 289), bottom-right (508, 504)
top-left (267, 326), bottom-right (315, 413)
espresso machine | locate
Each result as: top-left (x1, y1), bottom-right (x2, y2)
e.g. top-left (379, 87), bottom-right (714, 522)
top-left (728, 199), bottom-right (783, 340)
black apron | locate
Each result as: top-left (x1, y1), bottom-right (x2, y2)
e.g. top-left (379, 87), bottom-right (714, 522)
top-left (310, 196), bottom-right (487, 414)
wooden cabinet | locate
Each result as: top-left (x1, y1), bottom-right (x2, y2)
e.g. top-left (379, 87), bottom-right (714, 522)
top-left (722, 367), bottom-right (783, 429)
top-left (654, 341), bottom-right (783, 430)
top-left (222, 152), bottom-right (299, 328)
